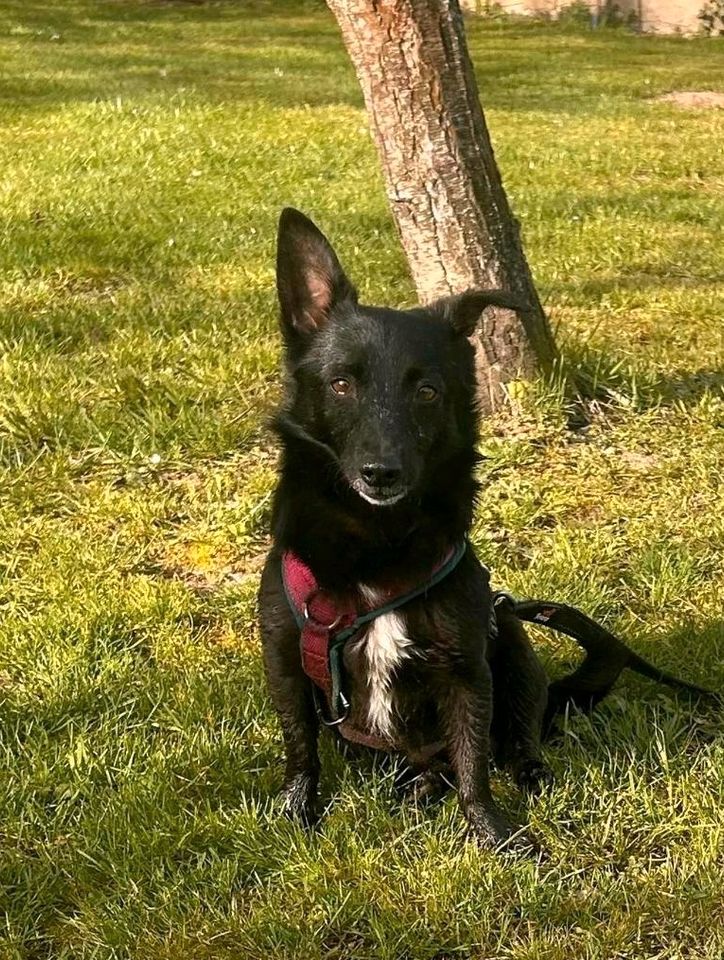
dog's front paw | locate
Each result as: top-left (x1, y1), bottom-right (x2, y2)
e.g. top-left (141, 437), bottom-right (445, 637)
top-left (465, 805), bottom-right (516, 850)
top-left (515, 759), bottom-right (554, 797)
top-left (280, 773), bottom-right (319, 827)
top-left (464, 806), bottom-right (541, 857)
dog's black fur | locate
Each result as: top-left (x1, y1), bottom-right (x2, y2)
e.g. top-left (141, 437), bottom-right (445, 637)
top-left (258, 208), bottom-right (700, 848)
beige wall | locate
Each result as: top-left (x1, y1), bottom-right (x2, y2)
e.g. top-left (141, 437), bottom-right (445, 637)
top-left (460, 0), bottom-right (705, 34)
top-left (637, 0), bottom-right (703, 33)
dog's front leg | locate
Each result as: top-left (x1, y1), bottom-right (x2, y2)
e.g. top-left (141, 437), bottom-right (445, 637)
top-left (259, 561), bottom-right (320, 826)
top-left (440, 667), bottom-right (514, 848)
top-left (267, 665), bottom-right (320, 826)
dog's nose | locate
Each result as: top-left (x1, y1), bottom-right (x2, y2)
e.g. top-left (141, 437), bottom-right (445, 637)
top-left (361, 463), bottom-right (402, 489)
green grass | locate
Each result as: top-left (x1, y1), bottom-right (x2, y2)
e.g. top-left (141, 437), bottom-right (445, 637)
top-left (1, 1), bottom-right (723, 957)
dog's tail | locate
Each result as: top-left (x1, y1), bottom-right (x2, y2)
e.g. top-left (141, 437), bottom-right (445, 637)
top-left (495, 595), bottom-right (720, 736)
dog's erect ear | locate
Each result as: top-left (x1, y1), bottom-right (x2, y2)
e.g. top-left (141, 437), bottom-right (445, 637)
top-left (433, 289), bottom-right (528, 337)
top-left (276, 208), bottom-right (357, 338)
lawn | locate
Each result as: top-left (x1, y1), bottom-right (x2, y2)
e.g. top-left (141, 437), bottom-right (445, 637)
top-left (0, 1), bottom-right (723, 957)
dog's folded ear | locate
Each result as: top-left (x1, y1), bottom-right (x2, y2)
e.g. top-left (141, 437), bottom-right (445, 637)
top-left (432, 289), bottom-right (528, 337)
top-left (276, 208), bottom-right (357, 340)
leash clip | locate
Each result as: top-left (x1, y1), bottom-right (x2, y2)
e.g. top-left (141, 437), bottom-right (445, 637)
top-left (493, 590), bottom-right (517, 609)
top-left (313, 685), bottom-right (350, 727)
top-left (325, 692), bottom-right (351, 727)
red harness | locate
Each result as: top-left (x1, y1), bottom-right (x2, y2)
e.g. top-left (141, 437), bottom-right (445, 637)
top-left (282, 550), bottom-right (359, 706)
top-left (281, 543), bottom-right (466, 751)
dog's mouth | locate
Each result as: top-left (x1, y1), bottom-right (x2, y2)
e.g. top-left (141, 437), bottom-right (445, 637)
top-left (351, 478), bottom-right (409, 507)
top-left (274, 415), bottom-right (411, 508)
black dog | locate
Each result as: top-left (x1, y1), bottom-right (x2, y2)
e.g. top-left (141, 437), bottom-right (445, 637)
top-left (259, 208), bottom-right (709, 848)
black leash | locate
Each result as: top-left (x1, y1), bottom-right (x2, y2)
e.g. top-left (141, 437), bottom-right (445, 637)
top-left (493, 591), bottom-right (718, 702)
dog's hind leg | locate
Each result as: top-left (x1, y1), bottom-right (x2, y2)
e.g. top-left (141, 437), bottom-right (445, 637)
top-left (490, 604), bottom-right (553, 796)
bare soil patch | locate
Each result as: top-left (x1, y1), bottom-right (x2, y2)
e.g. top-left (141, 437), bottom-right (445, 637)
top-left (654, 91), bottom-right (724, 109)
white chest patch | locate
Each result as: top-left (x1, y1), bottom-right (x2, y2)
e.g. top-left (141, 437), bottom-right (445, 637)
top-left (354, 586), bottom-right (414, 738)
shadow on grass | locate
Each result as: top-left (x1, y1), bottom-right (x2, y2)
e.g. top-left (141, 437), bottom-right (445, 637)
top-left (3, 0), bottom-right (724, 118)
top-left (563, 340), bottom-right (724, 409)
top-left (570, 272), bottom-right (724, 298)
top-left (660, 368), bottom-right (724, 400)
top-left (555, 233), bottom-right (724, 301)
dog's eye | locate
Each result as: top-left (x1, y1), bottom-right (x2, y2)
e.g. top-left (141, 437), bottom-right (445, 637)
top-left (417, 384), bottom-right (438, 402)
top-left (330, 378), bottom-right (351, 396)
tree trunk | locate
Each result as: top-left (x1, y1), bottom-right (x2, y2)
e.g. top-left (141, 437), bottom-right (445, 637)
top-left (325, 0), bottom-right (557, 411)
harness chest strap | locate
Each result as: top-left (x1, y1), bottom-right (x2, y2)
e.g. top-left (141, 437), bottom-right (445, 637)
top-left (281, 541), bottom-right (468, 744)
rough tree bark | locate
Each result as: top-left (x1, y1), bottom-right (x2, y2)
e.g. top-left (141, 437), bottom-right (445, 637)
top-left (325, 0), bottom-right (557, 411)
